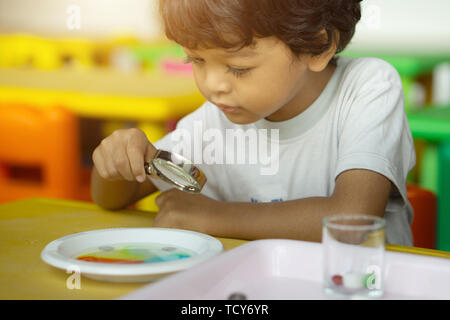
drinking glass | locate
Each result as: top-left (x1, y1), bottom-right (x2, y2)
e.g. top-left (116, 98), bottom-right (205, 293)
top-left (322, 215), bottom-right (385, 299)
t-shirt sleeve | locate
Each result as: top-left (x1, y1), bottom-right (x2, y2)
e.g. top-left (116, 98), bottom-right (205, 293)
top-left (335, 58), bottom-right (416, 209)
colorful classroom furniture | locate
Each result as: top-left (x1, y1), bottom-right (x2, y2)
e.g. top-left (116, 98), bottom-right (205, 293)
top-left (408, 107), bottom-right (450, 193)
top-left (407, 184), bottom-right (437, 249)
top-left (407, 106), bottom-right (450, 141)
top-left (0, 34), bottom-right (187, 72)
top-left (438, 141), bottom-right (450, 252)
top-left (0, 103), bottom-right (91, 203)
top-left (0, 52), bottom-right (204, 211)
top-left (0, 34), bottom-right (94, 70)
top-left (342, 52), bottom-right (449, 111)
top-left (129, 42), bottom-right (186, 71)
top-left (407, 106), bottom-right (450, 251)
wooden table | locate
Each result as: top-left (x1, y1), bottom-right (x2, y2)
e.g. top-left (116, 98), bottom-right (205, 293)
top-left (0, 197), bottom-right (246, 299)
top-left (0, 197), bottom-right (448, 300)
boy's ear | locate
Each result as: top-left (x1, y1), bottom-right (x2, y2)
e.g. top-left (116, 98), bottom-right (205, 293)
top-left (307, 29), bottom-right (338, 72)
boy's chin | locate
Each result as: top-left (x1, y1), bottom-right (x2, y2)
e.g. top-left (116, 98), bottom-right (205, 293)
top-left (224, 112), bottom-right (260, 125)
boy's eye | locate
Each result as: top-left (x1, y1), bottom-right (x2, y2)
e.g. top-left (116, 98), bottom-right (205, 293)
top-left (227, 66), bottom-right (251, 78)
top-left (184, 56), bottom-right (251, 78)
top-left (183, 56), bottom-right (204, 64)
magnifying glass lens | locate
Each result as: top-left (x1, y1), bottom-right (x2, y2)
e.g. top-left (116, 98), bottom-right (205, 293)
top-left (152, 159), bottom-right (197, 188)
top-left (145, 150), bottom-right (206, 193)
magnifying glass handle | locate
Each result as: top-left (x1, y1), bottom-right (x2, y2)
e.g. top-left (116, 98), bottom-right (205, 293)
top-left (144, 162), bottom-right (156, 176)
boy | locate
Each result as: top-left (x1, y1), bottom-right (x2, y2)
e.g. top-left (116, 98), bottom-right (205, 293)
top-left (91, 0), bottom-right (415, 245)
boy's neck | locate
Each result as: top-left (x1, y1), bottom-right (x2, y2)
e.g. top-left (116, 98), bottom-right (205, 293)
top-left (265, 62), bottom-right (336, 122)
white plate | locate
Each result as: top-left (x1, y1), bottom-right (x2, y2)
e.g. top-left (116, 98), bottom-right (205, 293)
top-left (41, 228), bottom-right (224, 283)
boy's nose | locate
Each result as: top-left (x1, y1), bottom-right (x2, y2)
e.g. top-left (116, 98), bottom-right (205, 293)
top-left (204, 72), bottom-right (232, 96)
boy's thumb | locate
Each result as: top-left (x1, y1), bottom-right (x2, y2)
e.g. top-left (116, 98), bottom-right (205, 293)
top-left (143, 143), bottom-right (159, 178)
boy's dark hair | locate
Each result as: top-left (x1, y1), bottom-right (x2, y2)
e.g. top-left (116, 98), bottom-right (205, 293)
top-left (159, 0), bottom-right (362, 57)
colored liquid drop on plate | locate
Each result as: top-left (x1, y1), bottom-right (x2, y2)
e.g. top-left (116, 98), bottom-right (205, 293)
top-left (75, 243), bottom-right (195, 264)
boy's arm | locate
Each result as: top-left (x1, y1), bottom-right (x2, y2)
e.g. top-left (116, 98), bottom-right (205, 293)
top-left (91, 167), bottom-right (158, 210)
top-left (214, 169), bottom-right (391, 242)
top-left (154, 169), bottom-right (391, 242)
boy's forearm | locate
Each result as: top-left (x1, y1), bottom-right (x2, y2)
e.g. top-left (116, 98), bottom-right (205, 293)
top-left (209, 197), bottom-right (339, 242)
top-left (205, 170), bottom-right (390, 242)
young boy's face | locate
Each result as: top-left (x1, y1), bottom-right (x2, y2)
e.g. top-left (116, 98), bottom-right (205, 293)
top-left (183, 36), bottom-right (329, 124)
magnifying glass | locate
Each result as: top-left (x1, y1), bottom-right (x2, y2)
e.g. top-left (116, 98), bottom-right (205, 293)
top-left (144, 150), bottom-right (207, 193)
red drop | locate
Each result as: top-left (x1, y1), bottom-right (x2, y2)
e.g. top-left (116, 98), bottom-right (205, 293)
top-left (332, 275), bottom-right (343, 286)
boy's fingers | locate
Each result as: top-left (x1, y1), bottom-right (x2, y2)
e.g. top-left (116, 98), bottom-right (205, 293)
top-left (127, 140), bottom-right (154, 183)
top-left (99, 147), bottom-right (121, 180)
top-left (126, 130), bottom-right (158, 182)
top-left (127, 146), bottom-right (146, 182)
top-left (114, 151), bottom-right (135, 181)
top-left (92, 150), bottom-right (109, 180)
top-left (104, 158), bottom-right (120, 180)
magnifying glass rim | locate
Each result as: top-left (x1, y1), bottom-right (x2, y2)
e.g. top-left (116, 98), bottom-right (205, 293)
top-left (144, 150), bottom-right (206, 193)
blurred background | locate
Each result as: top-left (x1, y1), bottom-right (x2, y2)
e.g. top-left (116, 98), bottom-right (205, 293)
top-left (0, 0), bottom-right (449, 250)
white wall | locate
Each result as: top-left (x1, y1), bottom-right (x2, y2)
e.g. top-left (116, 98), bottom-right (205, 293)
top-left (0, 0), bottom-right (162, 40)
top-left (349, 0), bottom-right (450, 54)
top-left (0, 0), bottom-right (449, 53)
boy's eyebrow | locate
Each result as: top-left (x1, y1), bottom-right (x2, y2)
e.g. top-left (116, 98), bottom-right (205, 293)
top-left (222, 49), bottom-right (259, 58)
top-left (182, 46), bottom-right (259, 58)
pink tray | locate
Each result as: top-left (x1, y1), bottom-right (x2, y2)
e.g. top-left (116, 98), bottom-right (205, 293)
top-left (121, 239), bottom-right (450, 300)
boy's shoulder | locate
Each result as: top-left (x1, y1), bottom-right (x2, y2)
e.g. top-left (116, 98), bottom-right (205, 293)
top-left (339, 56), bottom-right (402, 85)
top-left (342, 55), bottom-right (396, 69)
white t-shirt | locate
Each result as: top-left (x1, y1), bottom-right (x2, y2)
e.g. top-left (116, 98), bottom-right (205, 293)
top-left (150, 56), bottom-right (416, 246)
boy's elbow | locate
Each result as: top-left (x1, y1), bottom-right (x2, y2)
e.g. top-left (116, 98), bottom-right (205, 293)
top-left (96, 201), bottom-right (126, 211)
top-left (90, 189), bottom-right (128, 211)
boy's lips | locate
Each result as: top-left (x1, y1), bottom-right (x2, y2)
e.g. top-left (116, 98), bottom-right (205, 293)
top-left (215, 103), bottom-right (241, 113)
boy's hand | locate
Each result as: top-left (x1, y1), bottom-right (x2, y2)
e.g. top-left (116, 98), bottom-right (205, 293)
top-left (153, 189), bottom-right (220, 233)
top-left (92, 128), bottom-right (158, 183)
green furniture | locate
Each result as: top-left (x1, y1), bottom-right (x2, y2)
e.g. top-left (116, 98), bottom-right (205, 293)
top-left (129, 43), bottom-right (185, 69)
top-left (438, 141), bottom-right (450, 251)
top-left (407, 106), bottom-right (450, 251)
top-left (341, 52), bottom-right (449, 111)
top-left (408, 107), bottom-right (450, 141)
